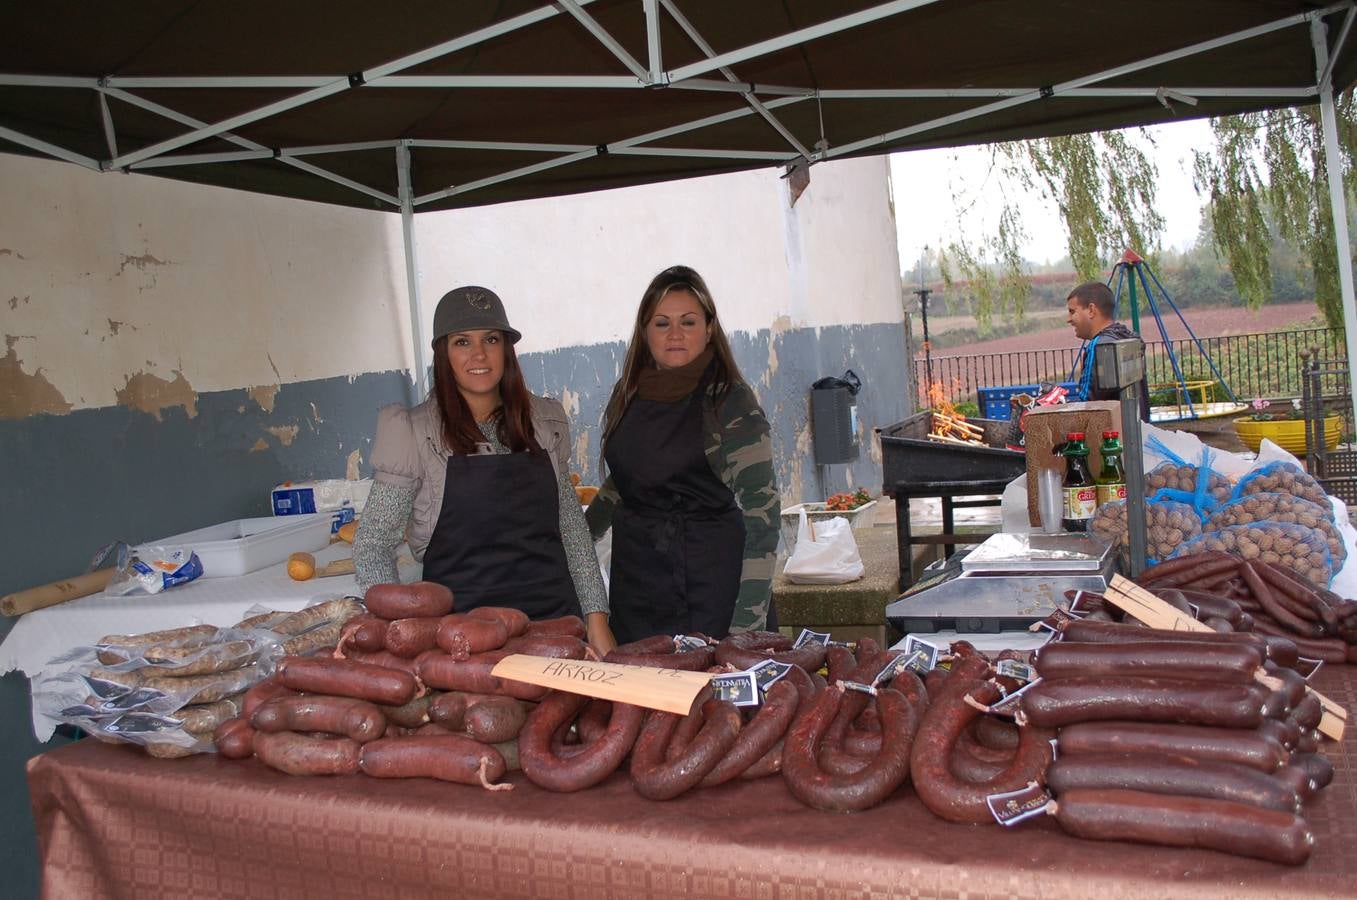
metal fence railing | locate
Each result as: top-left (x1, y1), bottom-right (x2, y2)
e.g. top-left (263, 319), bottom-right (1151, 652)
top-left (916, 327), bottom-right (1346, 410)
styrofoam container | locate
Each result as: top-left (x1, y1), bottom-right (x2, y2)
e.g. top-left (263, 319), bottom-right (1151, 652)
top-left (135, 513), bottom-right (333, 578)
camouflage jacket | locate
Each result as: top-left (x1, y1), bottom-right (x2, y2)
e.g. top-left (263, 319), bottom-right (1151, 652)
top-left (586, 380), bottom-right (780, 633)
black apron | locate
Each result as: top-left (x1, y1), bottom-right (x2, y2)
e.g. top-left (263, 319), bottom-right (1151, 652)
top-left (604, 372), bottom-right (746, 644)
top-left (421, 447), bottom-right (582, 620)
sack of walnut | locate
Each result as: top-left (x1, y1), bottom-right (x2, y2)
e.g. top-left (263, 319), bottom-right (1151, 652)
top-left (1232, 461), bottom-right (1333, 516)
top-left (1143, 460), bottom-right (1232, 518)
top-left (1204, 492), bottom-right (1347, 569)
top-left (1170, 522), bottom-right (1334, 587)
top-left (1090, 499), bottom-right (1201, 563)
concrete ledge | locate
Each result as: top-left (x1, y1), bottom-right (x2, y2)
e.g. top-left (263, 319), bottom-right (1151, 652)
top-left (773, 525), bottom-right (906, 644)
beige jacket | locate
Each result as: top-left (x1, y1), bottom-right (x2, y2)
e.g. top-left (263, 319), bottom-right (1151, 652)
top-left (369, 394), bottom-right (573, 561)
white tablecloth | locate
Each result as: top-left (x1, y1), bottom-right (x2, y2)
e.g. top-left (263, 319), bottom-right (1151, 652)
top-left (0, 542), bottom-right (421, 740)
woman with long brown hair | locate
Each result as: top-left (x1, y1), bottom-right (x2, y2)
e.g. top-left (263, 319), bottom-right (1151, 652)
top-left (355, 286), bottom-right (613, 651)
top-left (586, 265), bottom-right (779, 643)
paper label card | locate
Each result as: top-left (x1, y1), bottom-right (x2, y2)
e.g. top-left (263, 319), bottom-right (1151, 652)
top-left (793, 629), bottom-right (831, 649)
top-left (711, 672), bottom-right (760, 707)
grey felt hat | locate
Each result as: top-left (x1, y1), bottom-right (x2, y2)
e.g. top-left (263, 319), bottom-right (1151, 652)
top-left (431, 285), bottom-right (522, 345)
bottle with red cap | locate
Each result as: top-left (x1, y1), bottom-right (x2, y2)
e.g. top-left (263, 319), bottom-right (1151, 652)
top-left (1061, 431), bottom-right (1095, 532)
top-left (1096, 430), bottom-right (1126, 507)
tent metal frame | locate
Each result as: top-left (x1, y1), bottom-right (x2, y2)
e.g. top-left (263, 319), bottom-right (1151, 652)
top-left (2, 0), bottom-right (1356, 405)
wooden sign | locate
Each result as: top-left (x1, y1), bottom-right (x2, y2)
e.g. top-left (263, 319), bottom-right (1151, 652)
top-left (490, 654), bottom-right (712, 715)
top-left (1106, 576), bottom-right (1345, 741)
top-left (1103, 576), bottom-right (1212, 632)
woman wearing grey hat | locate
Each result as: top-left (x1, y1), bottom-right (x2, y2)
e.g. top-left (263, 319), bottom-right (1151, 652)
top-left (354, 286), bottom-right (614, 652)
top-left (587, 266), bottom-right (779, 643)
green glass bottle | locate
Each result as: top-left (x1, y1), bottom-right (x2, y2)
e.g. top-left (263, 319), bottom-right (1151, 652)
top-left (1062, 432), bottom-right (1095, 532)
top-left (1095, 430), bottom-right (1126, 507)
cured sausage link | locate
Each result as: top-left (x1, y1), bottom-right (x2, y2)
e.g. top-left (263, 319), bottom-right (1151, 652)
top-left (715, 631), bottom-right (828, 671)
top-left (364, 582), bottom-right (454, 620)
top-left (1046, 752), bottom-right (1302, 814)
top-left (1057, 721), bottom-right (1289, 772)
top-left (520, 692), bottom-right (645, 792)
top-left (630, 698), bottom-right (741, 800)
top-left (1052, 788), bottom-right (1313, 865)
top-left (359, 734), bottom-right (509, 789)
top-left (909, 679), bottom-right (1055, 824)
top-left (1033, 641), bottom-right (1263, 684)
top-left (1022, 677), bottom-right (1268, 730)
top-left (701, 680), bottom-right (801, 787)
top-left (1058, 620), bottom-right (1297, 667)
top-left (783, 680), bottom-right (923, 813)
top-left (277, 657), bottom-right (418, 706)
top-left (251, 696), bottom-right (387, 743)
top-left (253, 731), bottom-right (361, 776)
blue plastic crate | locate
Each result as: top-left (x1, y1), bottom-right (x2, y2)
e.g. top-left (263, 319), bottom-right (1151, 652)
top-left (976, 382), bottom-right (1078, 420)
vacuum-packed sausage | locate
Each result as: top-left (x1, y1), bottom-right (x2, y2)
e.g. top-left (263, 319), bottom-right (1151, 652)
top-left (252, 695), bottom-right (387, 743)
top-left (359, 734), bottom-right (510, 789)
top-left (630, 697), bottom-right (741, 800)
top-left (364, 581), bottom-right (454, 620)
top-left (436, 614), bottom-right (510, 659)
top-left (1051, 788), bottom-right (1313, 865)
top-left (253, 731), bottom-right (361, 776)
top-left (1023, 676), bottom-right (1268, 729)
top-left (520, 691), bottom-right (645, 792)
top-left (1057, 721), bottom-right (1288, 772)
top-left (467, 605), bottom-right (530, 638)
top-left (1046, 752), bottom-right (1302, 813)
top-left (277, 657), bottom-right (418, 706)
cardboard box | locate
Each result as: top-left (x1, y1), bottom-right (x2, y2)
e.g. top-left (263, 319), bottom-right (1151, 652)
top-left (1023, 401), bottom-right (1124, 527)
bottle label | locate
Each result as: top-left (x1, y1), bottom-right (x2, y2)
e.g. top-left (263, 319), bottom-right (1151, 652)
top-left (1096, 483), bottom-right (1127, 506)
top-left (1064, 485), bottom-right (1096, 520)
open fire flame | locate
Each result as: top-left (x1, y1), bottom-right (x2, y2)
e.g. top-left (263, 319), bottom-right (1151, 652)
top-left (927, 379), bottom-right (986, 445)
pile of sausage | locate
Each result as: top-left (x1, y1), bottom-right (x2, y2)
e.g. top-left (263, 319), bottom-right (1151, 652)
top-left (85, 598), bottom-right (362, 757)
top-left (212, 581), bottom-right (590, 787)
top-left (1030, 623), bottom-right (1330, 865)
top-left (1137, 551), bottom-right (1357, 663)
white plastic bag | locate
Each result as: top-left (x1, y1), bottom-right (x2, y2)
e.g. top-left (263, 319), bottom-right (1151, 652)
top-left (783, 509), bottom-right (865, 584)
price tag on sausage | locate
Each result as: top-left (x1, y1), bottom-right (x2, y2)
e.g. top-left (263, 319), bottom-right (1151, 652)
top-left (748, 659), bottom-right (793, 692)
top-left (490, 655), bottom-right (713, 715)
top-left (986, 781), bottom-right (1053, 826)
top-left (1032, 608), bottom-right (1081, 635)
top-left (995, 659), bottom-right (1036, 684)
top-left (899, 649), bottom-right (931, 677)
top-left (711, 671), bottom-right (760, 707)
top-left (989, 677), bottom-right (1043, 718)
top-left (1295, 657), bottom-right (1324, 681)
top-left (793, 629), bottom-right (831, 649)
top-left (673, 635), bottom-right (709, 652)
top-left (1067, 591), bottom-right (1103, 615)
top-left (902, 635), bottom-right (940, 672)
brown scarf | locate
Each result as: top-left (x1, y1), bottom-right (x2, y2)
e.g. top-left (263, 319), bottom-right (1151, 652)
top-left (637, 346), bottom-right (714, 402)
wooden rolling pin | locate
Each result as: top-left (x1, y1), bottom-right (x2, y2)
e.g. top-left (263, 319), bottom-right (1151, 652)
top-left (2, 568), bottom-right (116, 617)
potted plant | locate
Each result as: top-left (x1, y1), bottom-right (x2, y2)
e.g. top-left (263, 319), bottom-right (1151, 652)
top-left (1233, 398), bottom-right (1341, 454)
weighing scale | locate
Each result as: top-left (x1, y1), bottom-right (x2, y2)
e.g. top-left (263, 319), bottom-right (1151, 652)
top-left (885, 532), bottom-right (1117, 634)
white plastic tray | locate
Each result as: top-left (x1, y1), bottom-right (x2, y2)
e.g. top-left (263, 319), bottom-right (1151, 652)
top-left (135, 513), bottom-right (333, 578)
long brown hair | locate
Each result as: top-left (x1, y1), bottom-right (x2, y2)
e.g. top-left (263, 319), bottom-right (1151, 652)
top-left (431, 332), bottom-right (540, 454)
top-left (599, 265), bottom-right (746, 463)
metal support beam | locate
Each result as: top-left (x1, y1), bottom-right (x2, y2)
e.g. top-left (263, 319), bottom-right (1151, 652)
top-left (0, 124), bottom-right (100, 170)
top-left (644, 0), bottom-right (664, 85)
top-left (97, 92), bottom-right (118, 158)
top-left (130, 149), bottom-right (275, 169)
top-left (667, 0), bottom-right (943, 83)
top-left (397, 142), bottom-right (428, 405)
top-left (100, 87), bottom-right (399, 207)
top-left (660, 0), bottom-right (813, 159)
top-left (827, 4), bottom-right (1332, 159)
top-left (558, 0), bottom-right (649, 82)
top-left (108, 0), bottom-right (601, 169)
top-left (1320, 5), bottom-right (1357, 88)
top-left (1313, 17), bottom-right (1357, 420)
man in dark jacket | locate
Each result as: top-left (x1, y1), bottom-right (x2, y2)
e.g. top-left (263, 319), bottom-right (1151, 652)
top-left (1066, 281), bottom-right (1152, 421)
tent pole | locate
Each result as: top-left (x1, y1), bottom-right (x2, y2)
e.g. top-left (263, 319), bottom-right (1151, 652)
top-left (396, 141), bottom-right (427, 405)
top-left (1312, 18), bottom-right (1357, 416)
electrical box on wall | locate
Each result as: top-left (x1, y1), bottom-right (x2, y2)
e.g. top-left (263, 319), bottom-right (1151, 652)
top-left (810, 371), bottom-right (862, 465)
